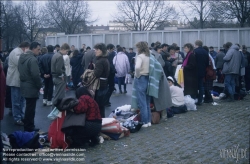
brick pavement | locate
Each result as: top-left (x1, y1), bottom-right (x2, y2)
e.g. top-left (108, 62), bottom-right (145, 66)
top-left (2, 91), bottom-right (249, 164)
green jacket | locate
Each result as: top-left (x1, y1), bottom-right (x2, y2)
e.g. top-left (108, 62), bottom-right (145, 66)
top-left (18, 50), bottom-right (42, 98)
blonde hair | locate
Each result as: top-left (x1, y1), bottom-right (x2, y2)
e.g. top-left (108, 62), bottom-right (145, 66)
top-left (136, 41), bottom-right (150, 56)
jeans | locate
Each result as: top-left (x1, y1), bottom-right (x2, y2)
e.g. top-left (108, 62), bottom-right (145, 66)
top-left (134, 75), bottom-right (151, 124)
top-left (197, 78), bottom-right (204, 103)
top-left (224, 74), bottom-right (238, 96)
top-left (23, 98), bottom-right (37, 131)
top-left (11, 86), bottom-right (25, 121)
top-left (117, 76), bottom-right (126, 92)
top-left (43, 77), bottom-right (54, 101)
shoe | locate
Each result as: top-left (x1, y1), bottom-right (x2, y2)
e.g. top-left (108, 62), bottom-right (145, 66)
top-left (43, 99), bottom-right (47, 106)
top-left (24, 128), bottom-right (40, 132)
top-left (46, 101), bottom-right (52, 106)
top-left (203, 99), bottom-right (213, 103)
top-left (105, 102), bottom-right (111, 107)
top-left (148, 122), bottom-right (151, 127)
top-left (15, 120), bottom-right (24, 126)
top-left (142, 123), bottom-right (148, 128)
top-left (195, 102), bottom-right (202, 106)
top-left (119, 90), bottom-right (123, 94)
top-left (124, 90), bottom-right (127, 94)
top-left (40, 88), bottom-right (44, 95)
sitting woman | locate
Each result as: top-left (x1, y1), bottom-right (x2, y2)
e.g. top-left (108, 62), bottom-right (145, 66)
top-left (61, 87), bottom-right (102, 147)
top-left (167, 76), bottom-right (187, 114)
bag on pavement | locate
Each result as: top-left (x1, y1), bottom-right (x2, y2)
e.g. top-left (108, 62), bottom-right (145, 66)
top-left (184, 95), bottom-right (197, 111)
top-left (47, 107), bottom-right (61, 120)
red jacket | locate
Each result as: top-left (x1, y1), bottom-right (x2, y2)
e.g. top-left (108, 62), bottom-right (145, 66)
top-left (48, 111), bottom-right (69, 149)
top-left (73, 95), bottom-right (102, 121)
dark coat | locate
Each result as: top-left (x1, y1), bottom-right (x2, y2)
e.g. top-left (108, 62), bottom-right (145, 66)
top-left (0, 63), bottom-right (6, 120)
top-left (215, 51), bottom-right (225, 69)
top-left (108, 51), bottom-right (116, 74)
top-left (70, 54), bottom-right (84, 86)
top-left (194, 47), bottom-right (209, 78)
top-left (39, 52), bottom-right (54, 77)
top-left (163, 60), bottom-right (173, 77)
top-left (183, 52), bottom-right (198, 97)
top-left (18, 50), bottom-right (42, 98)
top-left (94, 56), bottom-right (110, 88)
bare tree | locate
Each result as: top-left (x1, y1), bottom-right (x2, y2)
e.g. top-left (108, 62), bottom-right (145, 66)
top-left (42, 0), bottom-right (92, 34)
top-left (179, 0), bottom-right (214, 29)
top-left (215, 0), bottom-right (250, 27)
top-left (113, 0), bottom-right (177, 31)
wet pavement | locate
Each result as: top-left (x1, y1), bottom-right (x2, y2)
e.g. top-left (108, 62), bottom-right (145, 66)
top-left (1, 83), bottom-right (250, 164)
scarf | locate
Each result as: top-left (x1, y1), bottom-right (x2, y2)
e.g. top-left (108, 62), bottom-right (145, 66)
top-left (182, 51), bottom-right (192, 67)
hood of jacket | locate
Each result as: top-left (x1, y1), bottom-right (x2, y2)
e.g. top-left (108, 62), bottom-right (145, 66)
top-left (230, 45), bottom-right (239, 51)
top-left (19, 50), bottom-right (36, 64)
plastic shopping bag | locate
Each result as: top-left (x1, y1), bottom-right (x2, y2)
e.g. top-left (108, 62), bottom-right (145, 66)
top-left (47, 107), bottom-right (61, 120)
top-left (184, 95), bottom-right (197, 111)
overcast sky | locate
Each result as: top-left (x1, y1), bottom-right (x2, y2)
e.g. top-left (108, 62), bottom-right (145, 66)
top-left (33, 1), bottom-right (184, 26)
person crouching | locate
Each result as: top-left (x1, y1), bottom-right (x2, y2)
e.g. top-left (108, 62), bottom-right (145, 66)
top-left (167, 76), bottom-right (187, 114)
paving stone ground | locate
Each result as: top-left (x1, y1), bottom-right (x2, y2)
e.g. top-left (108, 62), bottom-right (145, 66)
top-left (1, 84), bottom-right (249, 164)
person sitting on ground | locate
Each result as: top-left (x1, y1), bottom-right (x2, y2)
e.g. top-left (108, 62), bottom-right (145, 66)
top-left (167, 76), bottom-right (187, 114)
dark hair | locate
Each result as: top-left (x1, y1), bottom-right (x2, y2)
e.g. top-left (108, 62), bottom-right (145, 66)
top-left (60, 43), bottom-right (70, 50)
top-left (225, 42), bottom-right (232, 49)
top-left (116, 45), bottom-right (120, 48)
top-left (129, 48), bottom-right (133, 50)
top-left (107, 44), bottom-right (115, 50)
top-left (209, 46), bottom-right (214, 49)
top-left (41, 47), bottom-right (48, 54)
top-left (203, 46), bottom-right (209, 53)
top-left (195, 40), bottom-right (203, 47)
top-left (168, 45), bottom-right (176, 52)
top-left (242, 45), bottom-right (247, 50)
top-left (154, 45), bottom-right (162, 51)
top-left (94, 43), bottom-right (107, 56)
top-left (47, 45), bottom-right (54, 52)
top-left (55, 44), bottom-right (60, 48)
top-left (117, 47), bottom-right (123, 53)
top-left (86, 46), bottom-right (91, 50)
top-left (75, 87), bottom-right (92, 99)
top-left (184, 43), bottom-right (194, 52)
top-left (161, 44), bottom-right (168, 48)
top-left (151, 43), bottom-right (155, 48)
top-left (123, 47), bottom-right (126, 49)
top-left (67, 50), bottom-right (72, 56)
top-left (73, 50), bottom-right (79, 56)
top-left (19, 42), bottom-right (30, 48)
top-left (175, 46), bottom-right (180, 51)
top-left (235, 43), bottom-right (240, 48)
top-left (162, 52), bottom-right (170, 61)
top-left (29, 42), bottom-right (40, 50)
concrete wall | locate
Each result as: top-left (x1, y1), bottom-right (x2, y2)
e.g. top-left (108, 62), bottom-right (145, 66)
top-left (45, 28), bottom-right (250, 51)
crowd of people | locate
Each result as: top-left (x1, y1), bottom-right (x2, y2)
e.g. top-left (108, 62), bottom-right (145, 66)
top-left (0, 39), bottom-right (249, 146)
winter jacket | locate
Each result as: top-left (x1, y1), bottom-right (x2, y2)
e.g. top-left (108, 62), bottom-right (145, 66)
top-left (18, 50), bottom-right (42, 98)
top-left (6, 47), bottom-right (24, 87)
top-left (113, 52), bottom-right (130, 77)
top-left (81, 50), bottom-right (96, 71)
top-left (73, 95), bottom-right (102, 121)
top-left (215, 51), bottom-right (225, 69)
top-left (108, 51), bottom-right (116, 74)
top-left (63, 55), bottom-right (71, 77)
top-left (222, 45), bottom-right (242, 75)
top-left (39, 52), bottom-right (54, 77)
top-left (94, 56), bottom-right (110, 88)
top-left (51, 52), bottom-right (65, 78)
top-left (194, 46), bottom-right (209, 78)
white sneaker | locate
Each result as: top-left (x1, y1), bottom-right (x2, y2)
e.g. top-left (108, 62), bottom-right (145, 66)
top-left (148, 122), bottom-right (151, 127)
top-left (43, 99), bottom-right (47, 106)
top-left (142, 123), bottom-right (148, 128)
top-left (46, 101), bottom-right (52, 106)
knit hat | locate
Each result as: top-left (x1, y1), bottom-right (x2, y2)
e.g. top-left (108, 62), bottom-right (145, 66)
top-left (167, 76), bottom-right (174, 83)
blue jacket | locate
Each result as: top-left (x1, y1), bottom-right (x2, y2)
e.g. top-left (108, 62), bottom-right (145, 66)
top-left (194, 47), bottom-right (209, 78)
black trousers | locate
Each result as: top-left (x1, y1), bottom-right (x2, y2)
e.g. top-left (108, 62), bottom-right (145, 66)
top-left (23, 98), bottom-right (37, 131)
top-left (43, 77), bottom-right (54, 101)
top-left (107, 73), bottom-right (115, 103)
